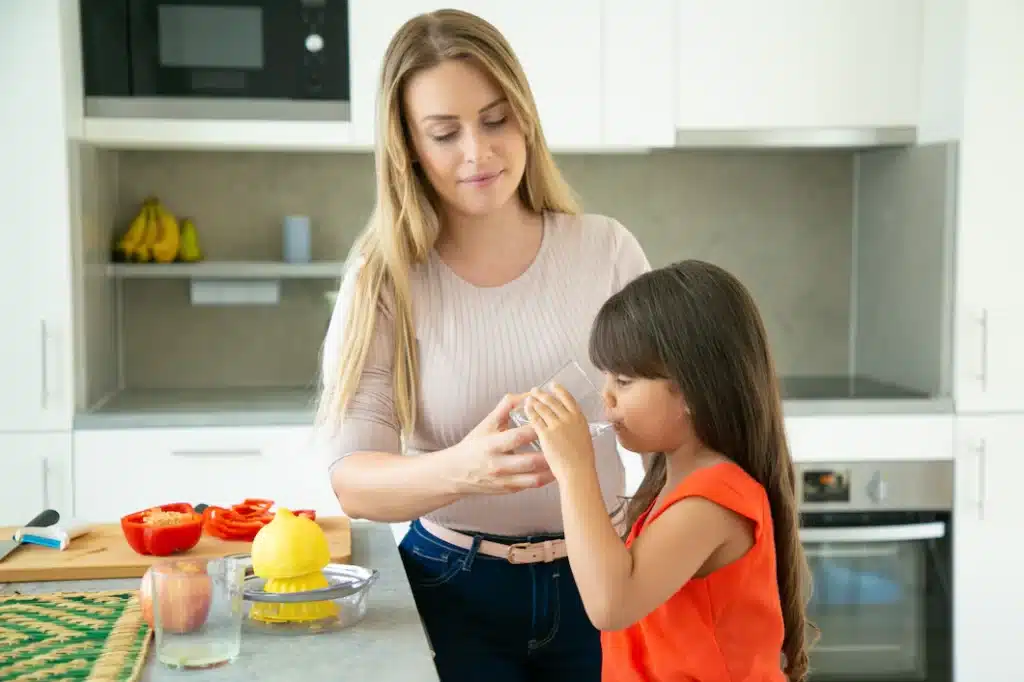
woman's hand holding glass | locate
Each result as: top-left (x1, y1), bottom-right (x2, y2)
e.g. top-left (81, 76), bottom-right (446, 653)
top-left (444, 393), bottom-right (555, 495)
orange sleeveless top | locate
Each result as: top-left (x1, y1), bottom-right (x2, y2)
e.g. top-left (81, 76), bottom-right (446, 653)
top-left (601, 461), bottom-right (787, 682)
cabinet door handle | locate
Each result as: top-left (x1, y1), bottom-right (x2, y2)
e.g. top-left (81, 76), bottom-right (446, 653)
top-left (976, 438), bottom-right (987, 520)
top-left (40, 458), bottom-right (49, 510)
top-left (170, 449), bottom-right (263, 458)
top-left (977, 309), bottom-right (989, 390)
top-left (39, 320), bottom-right (49, 409)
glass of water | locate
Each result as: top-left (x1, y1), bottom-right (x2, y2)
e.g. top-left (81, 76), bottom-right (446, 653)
top-left (509, 360), bottom-right (613, 449)
top-left (150, 555), bottom-right (245, 670)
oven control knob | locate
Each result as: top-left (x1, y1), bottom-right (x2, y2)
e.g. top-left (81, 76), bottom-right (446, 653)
top-left (866, 471), bottom-right (888, 504)
top-left (306, 34), bottom-right (324, 53)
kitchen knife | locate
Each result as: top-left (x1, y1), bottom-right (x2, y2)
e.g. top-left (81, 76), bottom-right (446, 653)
top-left (0, 509), bottom-right (60, 563)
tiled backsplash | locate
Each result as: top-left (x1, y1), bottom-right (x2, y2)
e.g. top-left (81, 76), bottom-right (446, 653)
top-left (93, 149), bottom-right (854, 395)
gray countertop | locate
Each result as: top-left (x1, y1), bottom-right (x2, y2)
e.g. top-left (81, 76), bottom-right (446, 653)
top-left (73, 379), bottom-right (954, 430)
top-left (0, 521), bottom-right (438, 682)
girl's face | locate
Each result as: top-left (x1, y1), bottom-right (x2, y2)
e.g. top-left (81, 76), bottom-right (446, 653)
top-left (601, 373), bottom-right (690, 454)
top-left (402, 59), bottom-right (528, 219)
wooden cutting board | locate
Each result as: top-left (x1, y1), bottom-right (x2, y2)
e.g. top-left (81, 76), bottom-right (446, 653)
top-left (0, 515), bottom-right (351, 583)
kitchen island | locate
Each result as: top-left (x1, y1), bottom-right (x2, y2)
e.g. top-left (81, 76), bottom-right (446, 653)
top-left (0, 521), bottom-right (439, 682)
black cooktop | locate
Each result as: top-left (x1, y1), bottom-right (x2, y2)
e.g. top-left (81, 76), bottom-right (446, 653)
top-left (780, 375), bottom-right (931, 401)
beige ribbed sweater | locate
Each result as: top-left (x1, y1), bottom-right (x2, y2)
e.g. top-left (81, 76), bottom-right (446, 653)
top-left (321, 211), bottom-right (651, 535)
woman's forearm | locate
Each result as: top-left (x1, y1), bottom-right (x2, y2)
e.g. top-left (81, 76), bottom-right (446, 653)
top-left (330, 449), bottom-right (466, 522)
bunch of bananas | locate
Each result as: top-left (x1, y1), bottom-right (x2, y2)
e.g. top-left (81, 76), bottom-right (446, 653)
top-left (112, 196), bottom-right (203, 264)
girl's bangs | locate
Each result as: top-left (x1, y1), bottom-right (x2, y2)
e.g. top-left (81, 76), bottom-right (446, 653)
top-left (588, 295), bottom-right (666, 379)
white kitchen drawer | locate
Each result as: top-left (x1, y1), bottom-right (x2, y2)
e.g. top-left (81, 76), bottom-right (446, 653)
top-left (785, 414), bottom-right (954, 463)
top-left (73, 426), bottom-right (340, 523)
top-left (619, 414), bottom-right (953, 497)
top-left (617, 414), bottom-right (953, 500)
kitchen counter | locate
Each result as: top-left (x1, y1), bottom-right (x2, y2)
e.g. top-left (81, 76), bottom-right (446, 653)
top-left (0, 521), bottom-right (439, 682)
top-left (73, 377), bottom-right (954, 429)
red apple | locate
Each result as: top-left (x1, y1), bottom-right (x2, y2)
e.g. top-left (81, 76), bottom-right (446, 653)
top-left (139, 559), bottom-right (213, 634)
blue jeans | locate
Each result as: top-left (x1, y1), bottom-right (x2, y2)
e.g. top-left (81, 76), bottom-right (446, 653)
top-left (400, 519), bottom-right (601, 682)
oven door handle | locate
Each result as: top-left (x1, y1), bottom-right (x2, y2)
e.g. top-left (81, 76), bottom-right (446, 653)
top-left (799, 521), bottom-right (946, 544)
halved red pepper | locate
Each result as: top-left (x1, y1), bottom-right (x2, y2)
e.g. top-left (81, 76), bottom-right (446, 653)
top-left (121, 503), bottom-right (204, 556)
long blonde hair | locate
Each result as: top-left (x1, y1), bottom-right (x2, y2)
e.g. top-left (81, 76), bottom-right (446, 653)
top-left (317, 9), bottom-right (580, 438)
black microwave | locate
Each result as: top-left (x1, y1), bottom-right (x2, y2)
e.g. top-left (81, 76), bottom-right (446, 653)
top-left (79, 0), bottom-right (350, 121)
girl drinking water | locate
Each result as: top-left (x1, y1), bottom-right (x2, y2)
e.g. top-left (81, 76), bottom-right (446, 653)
top-left (524, 259), bottom-right (815, 682)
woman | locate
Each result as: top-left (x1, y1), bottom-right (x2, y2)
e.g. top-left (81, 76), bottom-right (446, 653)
top-left (317, 9), bottom-right (650, 681)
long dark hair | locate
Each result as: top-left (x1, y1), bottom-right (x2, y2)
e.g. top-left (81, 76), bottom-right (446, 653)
top-left (588, 259), bottom-right (815, 682)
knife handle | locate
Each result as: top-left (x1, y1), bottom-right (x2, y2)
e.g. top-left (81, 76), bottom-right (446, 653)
top-left (24, 509), bottom-right (59, 529)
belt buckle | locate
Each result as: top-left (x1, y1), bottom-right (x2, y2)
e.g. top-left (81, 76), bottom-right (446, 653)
top-left (506, 540), bottom-right (561, 564)
top-left (506, 542), bottom-right (534, 564)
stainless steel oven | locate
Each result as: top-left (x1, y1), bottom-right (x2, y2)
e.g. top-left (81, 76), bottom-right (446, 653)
top-left (79, 0), bottom-right (350, 121)
top-left (797, 461), bottom-right (952, 682)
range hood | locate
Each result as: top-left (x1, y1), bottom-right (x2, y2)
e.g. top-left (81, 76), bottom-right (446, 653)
top-left (673, 126), bottom-right (917, 150)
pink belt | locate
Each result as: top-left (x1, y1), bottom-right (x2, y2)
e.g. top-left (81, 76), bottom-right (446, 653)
top-left (418, 518), bottom-right (569, 565)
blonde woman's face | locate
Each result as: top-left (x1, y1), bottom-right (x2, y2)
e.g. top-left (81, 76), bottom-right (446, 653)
top-left (403, 59), bottom-right (527, 217)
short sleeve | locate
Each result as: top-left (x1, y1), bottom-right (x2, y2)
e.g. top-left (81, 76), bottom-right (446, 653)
top-left (610, 218), bottom-right (652, 292)
top-left (318, 260), bottom-right (403, 470)
top-left (650, 462), bottom-right (767, 541)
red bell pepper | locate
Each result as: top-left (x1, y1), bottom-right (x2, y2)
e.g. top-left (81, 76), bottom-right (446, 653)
top-left (121, 503), bottom-right (204, 556)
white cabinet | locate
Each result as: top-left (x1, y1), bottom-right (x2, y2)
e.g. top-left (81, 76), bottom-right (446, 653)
top-left (348, 1), bottom-right (603, 150)
top-left (954, 415), bottom-right (1024, 681)
top-left (0, 0), bottom-right (77, 433)
top-left (674, 0), bottom-right (922, 132)
top-left (601, 0), bottom-right (676, 148)
top-left (952, 0), bottom-right (1024, 413)
top-left (0, 433), bottom-right (73, 526)
top-left (73, 426), bottom-right (341, 522)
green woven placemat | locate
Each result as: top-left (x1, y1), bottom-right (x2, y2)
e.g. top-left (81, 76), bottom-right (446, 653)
top-left (0, 590), bottom-right (151, 682)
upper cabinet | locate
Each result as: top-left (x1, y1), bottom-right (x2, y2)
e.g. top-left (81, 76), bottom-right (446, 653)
top-left (952, 0), bottom-right (1024, 413)
top-left (601, 0), bottom-right (676, 149)
top-left (673, 0), bottom-right (923, 136)
top-left (350, 1), bottom-right (928, 149)
top-left (80, 1), bottom-right (925, 152)
top-left (349, 1), bottom-right (603, 150)
top-left (0, 1), bottom-right (78, 433)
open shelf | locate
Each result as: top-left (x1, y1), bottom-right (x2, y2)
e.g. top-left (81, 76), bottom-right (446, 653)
top-left (107, 261), bottom-right (345, 280)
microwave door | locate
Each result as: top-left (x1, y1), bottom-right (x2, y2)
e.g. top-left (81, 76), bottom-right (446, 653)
top-left (86, 0), bottom-right (350, 121)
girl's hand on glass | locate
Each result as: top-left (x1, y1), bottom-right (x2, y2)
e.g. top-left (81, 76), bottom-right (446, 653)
top-left (525, 384), bottom-right (597, 480)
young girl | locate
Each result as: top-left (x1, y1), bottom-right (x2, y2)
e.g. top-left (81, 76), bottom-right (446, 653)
top-left (524, 259), bottom-right (815, 682)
